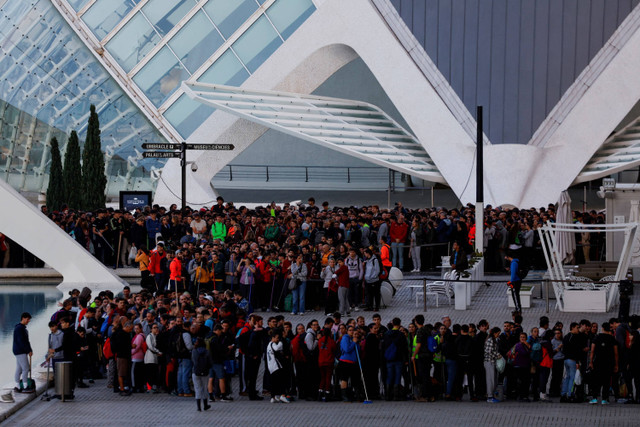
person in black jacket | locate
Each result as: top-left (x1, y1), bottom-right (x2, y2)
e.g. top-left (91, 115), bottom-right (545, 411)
top-left (454, 325), bottom-right (473, 400)
top-left (245, 316), bottom-right (265, 400)
top-left (13, 312), bottom-right (32, 393)
top-left (111, 321), bottom-right (133, 396)
top-left (471, 320), bottom-right (489, 400)
top-left (207, 325), bottom-right (232, 402)
top-left (364, 323), bottom-right (382, 400)
top-left (383, 317), bottom-right (408, 401)
top-left (442, 324), bottom-right (459, 400)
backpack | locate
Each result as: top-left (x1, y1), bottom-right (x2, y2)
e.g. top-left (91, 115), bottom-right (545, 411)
top-left (193, 349), bottom-right (210, 376)
top-left (516, 261), bottom-right (529, 280)
top-left (103, 337), bottom-right (113, 359)
top-left (530, 341), bottom-right (542, 363)
top-left (291, 333), bottom-right (307, 363)
top-left (172, 331), bottom-right (187, 356)
top-left (140, 335), bottom-right (148, 354)
top-left (384, 336), bottom-right (398, 361)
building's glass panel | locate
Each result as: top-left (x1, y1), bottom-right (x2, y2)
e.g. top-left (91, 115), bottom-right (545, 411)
top-left (142, 0), bottom-right (195, 37)
top-left (203, 0), bottom-right (258, 38)
top-left (164, 93), bottom-right (214, 138)
top-left (106, 12), bottom-right (160, 72)
top-left (169, 11), bottom-right (223, 73)
top-left (133, 47), bottom-right (189, 107)
top-left (67, 0), bottom-right (91, 12)
top-left (198, 50), bottom-right (249, 87)
top-left (266, 0), bottom-right (315, 39)
top-left (232, 15), bottom-right (281, 72)
top-left (82, 0), bottom-right (136, 40)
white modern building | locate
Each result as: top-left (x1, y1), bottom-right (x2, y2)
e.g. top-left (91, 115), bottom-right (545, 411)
top-left (2, 0), bottom-right (640, 209)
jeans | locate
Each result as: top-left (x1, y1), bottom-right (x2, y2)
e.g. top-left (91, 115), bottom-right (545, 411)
top-left (410, 246), bottom-right (421, 271)
top-left (391, 242), bottom-right (404, 270)
top-left (561, 359), bottom-right (577, 397)
top-left (386, 361), bottom-right (403, 386)
top-left (291, 281), bottom-right (306, 314)
top-left (177, 358), bottom-right (193, 394)
top-left (445, 359), bottom-right (457, 396)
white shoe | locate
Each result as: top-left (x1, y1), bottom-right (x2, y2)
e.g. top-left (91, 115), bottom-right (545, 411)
top-left (270, 397), bottom-right (279, 403)
top-left (278, 395), bottom-right (290, 403)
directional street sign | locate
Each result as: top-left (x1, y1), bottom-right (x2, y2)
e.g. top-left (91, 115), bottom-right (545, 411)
top-left (142, 151), bottom-right (181, 159)
top-left (141, 143), bottom-right (181, 150)
top-left (186, 143), bottom-right (235, 150)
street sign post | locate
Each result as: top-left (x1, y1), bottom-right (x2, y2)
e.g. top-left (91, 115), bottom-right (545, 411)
top-left (141, 141), bottom-right (235, 209)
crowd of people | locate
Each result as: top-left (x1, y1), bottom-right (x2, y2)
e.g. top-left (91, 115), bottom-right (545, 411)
top-left (12, 288), bottom-right (640, 409)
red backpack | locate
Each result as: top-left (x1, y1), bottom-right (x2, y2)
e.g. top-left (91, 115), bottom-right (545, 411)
top-left (103, 338), bottom-right (113, 359)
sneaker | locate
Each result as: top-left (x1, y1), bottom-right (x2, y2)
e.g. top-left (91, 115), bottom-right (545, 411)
top-left (291, 312), bottom-right (297, 316)
top-left (589, 398), bottom-right (598, 405)
top-left (299, 312), bottom-right (305, 315)
top-left (220, 395), bottom-right (233, 402)
top-left (487, 398), bottom-right (500, 403)
top-left (270, 397), bottom-right (279, 403)
top-left (601, 400), bottom-right (609, 405)
top-left (279, 395), bottom-right (291, 403)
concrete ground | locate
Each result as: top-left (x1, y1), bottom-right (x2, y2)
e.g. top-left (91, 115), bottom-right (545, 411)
top-left (4, 271), bottom-right (640, 426)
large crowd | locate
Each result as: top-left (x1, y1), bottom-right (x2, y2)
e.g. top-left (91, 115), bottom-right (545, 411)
top-left (12, 292), bottom-right (640, 409)
top-left (9, 196), bottom-right (626, 411)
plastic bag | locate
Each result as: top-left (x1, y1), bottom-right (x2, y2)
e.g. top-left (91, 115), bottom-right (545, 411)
top-left (128, 246), bottom-right (137, 261)
top-left (574, 369), bottom-right (582, 386)
top-left (496, 357), bottom-right (506, 374)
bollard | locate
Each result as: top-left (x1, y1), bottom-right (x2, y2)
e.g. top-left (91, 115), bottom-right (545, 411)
top-left (55, 361), bottom-right (73, 402)
top-left (422, 278), bottom-right (427, 312)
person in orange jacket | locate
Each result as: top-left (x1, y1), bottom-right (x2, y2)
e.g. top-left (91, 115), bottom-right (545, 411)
top-left (169, 249), bottom-right (185, 293)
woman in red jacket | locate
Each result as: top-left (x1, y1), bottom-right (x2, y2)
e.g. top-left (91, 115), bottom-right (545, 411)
top-left (318, 327), bottom-right (337, 401)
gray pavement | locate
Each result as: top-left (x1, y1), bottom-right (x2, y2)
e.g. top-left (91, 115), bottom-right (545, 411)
top-left (5, 271), bottom-right (640, 426)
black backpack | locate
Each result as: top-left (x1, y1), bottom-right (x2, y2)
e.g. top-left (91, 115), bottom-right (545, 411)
top-left (516, 261), bottom-right (529, 280)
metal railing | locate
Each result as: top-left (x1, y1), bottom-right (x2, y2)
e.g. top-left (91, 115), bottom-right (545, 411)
top-left (217, 164), bottom-right (388, 184)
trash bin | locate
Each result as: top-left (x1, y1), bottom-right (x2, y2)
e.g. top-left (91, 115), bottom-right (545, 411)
top-left (54, 361), bottom-right (73, 401)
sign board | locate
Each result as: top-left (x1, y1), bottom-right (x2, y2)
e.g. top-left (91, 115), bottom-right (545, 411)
top-left (186, 143), bottom-right (234, 150)
top-left (143, 151), bottom-right (181, 159)
top-left (141, 143), bottom-right (181, 150)
top-left (119, 191), bottom-right (152, 212)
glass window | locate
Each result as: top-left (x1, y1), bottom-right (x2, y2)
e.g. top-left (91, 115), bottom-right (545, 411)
top-left (106, 12), bottom-right (161, 72)
top-left (232, 15), bottom-right (281, 73)
top-left (133, 46), bottom-right (189, 107)
top-left (198, 50), bottom-right (249, 86)
top-left (142, 0), bottom-right (195, 37)
top-left (169, 11), bottom-right (223, 73)
top-left (82, 0), bottom-right (136, 40)
top-left (164, 94), bottom-right (215, 138)
top-left (203, 0), bottom-right (258, 39)
top-left (67, 0), bottom-right (91, 11)
top-left (266, 0), bottom-right (315, 39)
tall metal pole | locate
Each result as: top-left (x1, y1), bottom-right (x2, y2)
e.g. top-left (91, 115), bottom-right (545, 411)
top-left (475, 106), bottom-right (484, 254)
top-left (181, 141), bottom-right (187, 209)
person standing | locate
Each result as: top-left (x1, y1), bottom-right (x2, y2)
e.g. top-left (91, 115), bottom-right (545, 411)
top-left (335, 258), bottom-right (350, 316)
top-left (589, 322), bottom-right (619, 404)
top-left (266, 329), bottom-right (290, 403)
top-left (389, 216), bottom-right (408, 270)
top-left (363, 249), bottom-right (381, 311)
top-left (505, 253), bottom-right (522, 313)
top-left (13, 312), bottom-right (33, 393)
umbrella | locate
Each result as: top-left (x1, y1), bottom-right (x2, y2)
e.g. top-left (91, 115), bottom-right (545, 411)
top-left (629, 200), bottom-right (640, 267)
top-left (556, 190), bottom-right (575, 264)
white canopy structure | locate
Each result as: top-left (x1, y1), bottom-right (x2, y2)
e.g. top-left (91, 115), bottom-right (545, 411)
top-left (181, 82), bottom-right (445, 184)
top-left (539, 222), bottom-right (637, 312)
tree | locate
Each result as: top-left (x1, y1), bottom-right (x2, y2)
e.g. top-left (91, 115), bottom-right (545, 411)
top-left (62, 130), bottom-right (82, 209)
top-left (81, 104), bottom-right (107, 210)
top-left (46, 137), bottom-right (64, 212)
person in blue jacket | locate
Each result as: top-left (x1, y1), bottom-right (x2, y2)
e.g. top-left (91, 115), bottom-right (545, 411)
top-left (13, 312), bottom-right (33, 393)
top-left (505, 253), bottom-right (522, 313)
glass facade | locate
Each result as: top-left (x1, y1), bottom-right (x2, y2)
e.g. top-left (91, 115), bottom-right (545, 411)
top-left (0, 0), bottom-right (316, 196)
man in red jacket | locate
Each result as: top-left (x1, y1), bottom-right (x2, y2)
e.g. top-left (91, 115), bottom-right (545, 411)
top-left (389, 215), bottom-right (409, 271)
top-left (169, 249), bottom-right (185, 293)
top-left (148, 242), bottom-right (167, 292)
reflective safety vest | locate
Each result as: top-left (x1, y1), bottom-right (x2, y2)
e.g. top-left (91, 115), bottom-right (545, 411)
top-left (433, 334), bottom-right (444, 363)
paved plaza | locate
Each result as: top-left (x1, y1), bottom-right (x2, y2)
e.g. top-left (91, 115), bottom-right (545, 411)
top-left (4, 272), bottom-right (640, 426)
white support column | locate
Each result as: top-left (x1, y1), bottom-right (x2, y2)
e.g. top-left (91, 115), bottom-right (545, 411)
top-left (0, 178), bottom-right (126, 291)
